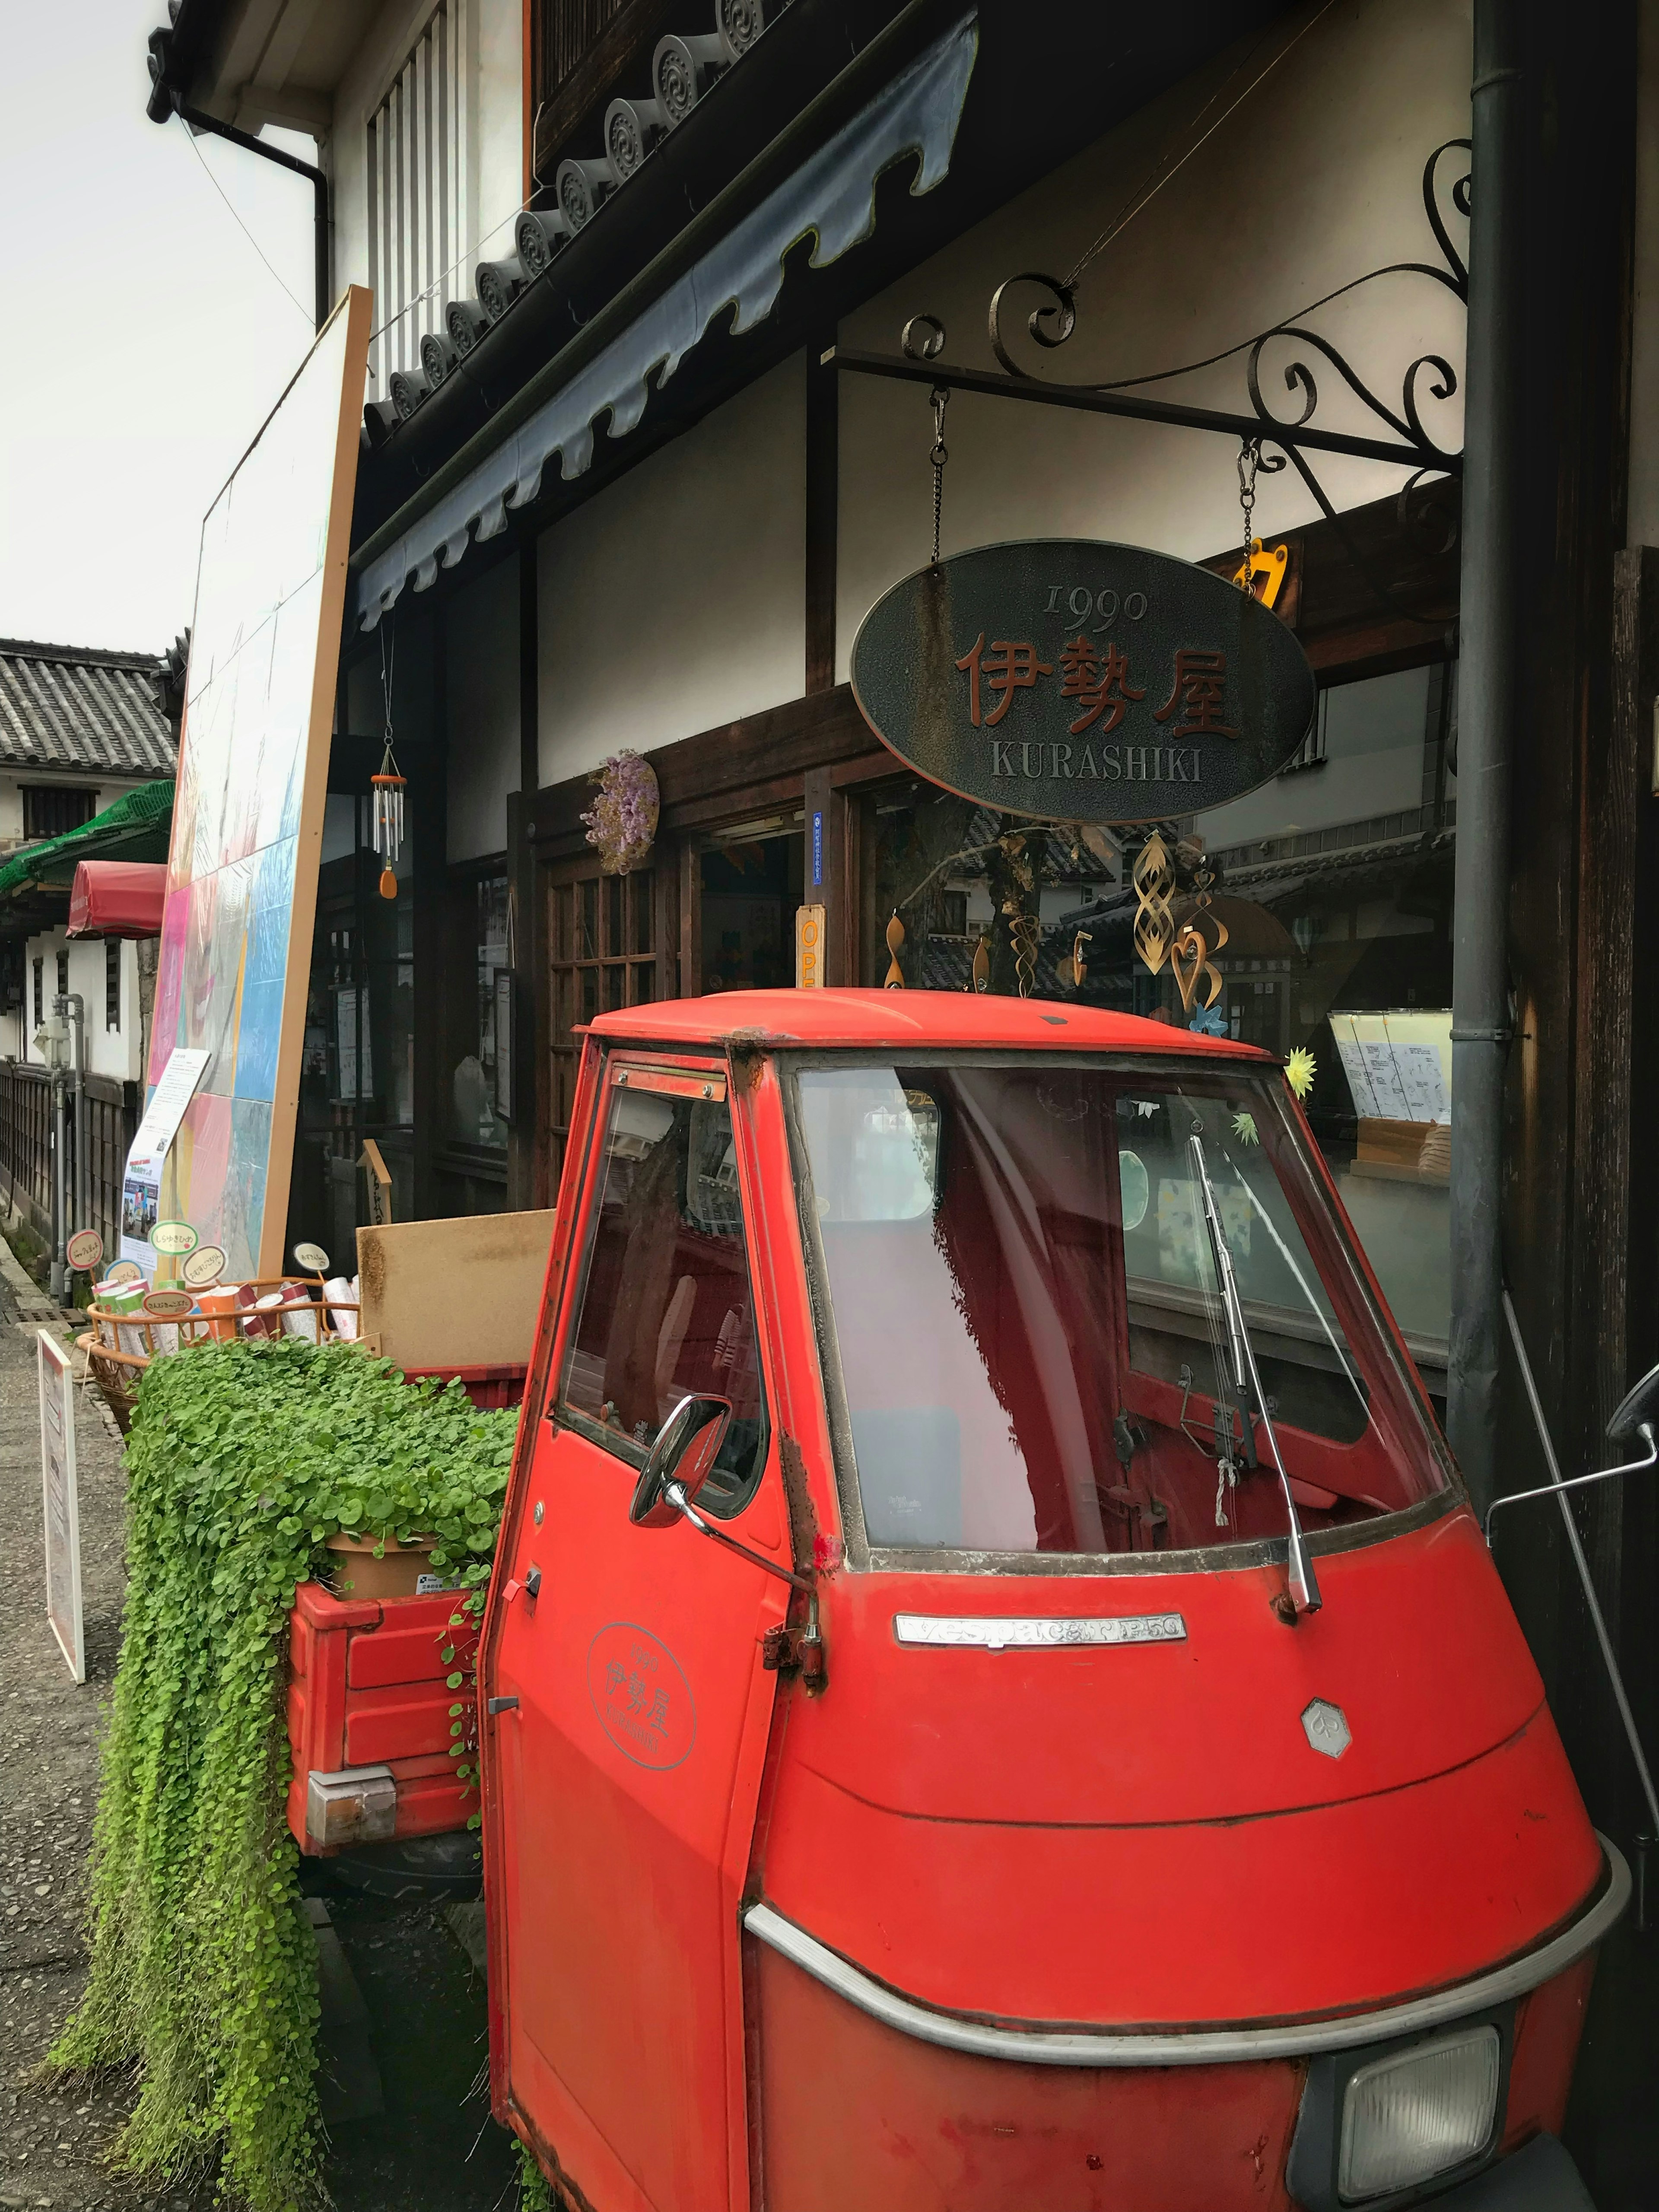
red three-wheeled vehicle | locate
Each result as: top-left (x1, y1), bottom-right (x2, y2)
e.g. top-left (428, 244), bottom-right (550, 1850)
top-left (479, 989), bottom-right (1625, 2211)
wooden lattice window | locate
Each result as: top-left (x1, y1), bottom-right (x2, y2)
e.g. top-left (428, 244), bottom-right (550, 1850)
top-left (548, 863), bottom-right (661, 1169)
top-left (23, 786), bottom-right (97, 840)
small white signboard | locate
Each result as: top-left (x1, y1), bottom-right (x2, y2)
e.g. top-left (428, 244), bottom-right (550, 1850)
top-left (38, 1330), bottom-right (84, 1684)
top-left (120, 1045), bottom-right (210, 1279)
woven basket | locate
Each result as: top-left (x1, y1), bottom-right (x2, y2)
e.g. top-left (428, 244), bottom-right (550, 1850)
top-left (77, 1283), bottom-right (364, 1434)
top-left (77, 1334), bottom-right (144, 1435)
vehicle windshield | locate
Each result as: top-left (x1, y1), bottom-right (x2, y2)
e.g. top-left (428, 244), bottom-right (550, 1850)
top-left (791, 1058), bottom-right (1446, 1560)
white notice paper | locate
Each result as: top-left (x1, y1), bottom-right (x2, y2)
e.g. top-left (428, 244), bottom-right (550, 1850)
top-left (1358, 1039), bottom-right (1411, 1121)
top-left (38, 1330), bottom-right (83, 1683)
top-left (1391, 1041), bottom-right (1451, 1123)
top-left (120, 1046), bottom-right (210, 1278)
top-left (1329, 1014), bottom-right (1380, 1118)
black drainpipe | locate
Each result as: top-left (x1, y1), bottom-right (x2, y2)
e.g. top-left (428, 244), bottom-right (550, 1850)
top-left (169, 94), bottom-right (332, 331)
top-left (1447, 1), bottom-right (1525, 1519)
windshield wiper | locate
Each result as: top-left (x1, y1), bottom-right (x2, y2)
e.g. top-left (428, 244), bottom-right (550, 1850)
top-left (1188, 1134), bottom-right (1322, 1617)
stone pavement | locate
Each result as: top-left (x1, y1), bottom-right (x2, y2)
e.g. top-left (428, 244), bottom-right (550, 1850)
top-left (0, 1265), bottom-right (518, 2210)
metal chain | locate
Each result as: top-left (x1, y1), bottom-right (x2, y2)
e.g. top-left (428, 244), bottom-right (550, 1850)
top-left (1237, 438), bottom-right (1260, 596)
top-left (930, 385), bottom-right (950, 567)
top-left (379, 613), bottom-right (396, 749)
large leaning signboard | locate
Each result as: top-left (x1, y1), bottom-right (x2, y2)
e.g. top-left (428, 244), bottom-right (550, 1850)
top-left (849, 539), bottom-right (1316, 824)
top-left (139, 287), bottom-right (371, 1280)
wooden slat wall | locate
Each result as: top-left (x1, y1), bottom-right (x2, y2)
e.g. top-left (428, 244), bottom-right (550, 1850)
top-left (368, 0), bottom-right (474, 389)
top-left (0, 1064), bottom-right (137, 1264)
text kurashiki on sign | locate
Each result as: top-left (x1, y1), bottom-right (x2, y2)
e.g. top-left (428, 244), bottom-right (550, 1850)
top-left (954, 627), bottom-right (1239, 789)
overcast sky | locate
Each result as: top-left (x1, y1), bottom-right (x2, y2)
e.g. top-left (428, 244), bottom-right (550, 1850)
top-left (1, 3), bottom-right (317, 656)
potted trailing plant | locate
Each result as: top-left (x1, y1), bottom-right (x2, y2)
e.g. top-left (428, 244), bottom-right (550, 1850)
top-left (51, 1338), bottom-right (517, 2211)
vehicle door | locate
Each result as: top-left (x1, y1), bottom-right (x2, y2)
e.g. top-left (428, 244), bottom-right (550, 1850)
top-left (487, 1052), bottom-right (791, 2212)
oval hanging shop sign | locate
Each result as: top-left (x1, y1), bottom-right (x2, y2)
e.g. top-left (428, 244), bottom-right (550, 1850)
top-left (849, 539), bottom-right (1316, 824)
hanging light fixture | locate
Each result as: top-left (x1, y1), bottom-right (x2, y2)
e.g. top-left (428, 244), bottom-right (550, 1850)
top-left (374, 621), bottom-right (405, 900)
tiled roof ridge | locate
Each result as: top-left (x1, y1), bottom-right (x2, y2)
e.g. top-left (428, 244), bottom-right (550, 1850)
top-left (0, 637), bottom-right (166, 671)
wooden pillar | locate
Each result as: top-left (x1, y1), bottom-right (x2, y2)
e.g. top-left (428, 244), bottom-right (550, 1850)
top-left (410, 616), bottom-right (447, 1223)
top-left (511, 536), bottom-right (544, 1209)
top-left (801, 767), bottom-right (848, 985)
top-left (806, 337), bottom-right (839, 696)
top-left (679, 837), bottom-right (702, 998)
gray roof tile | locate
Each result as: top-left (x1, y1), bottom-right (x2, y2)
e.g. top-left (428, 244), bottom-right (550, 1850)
top-left (0, 638), bottom-right (177, 779)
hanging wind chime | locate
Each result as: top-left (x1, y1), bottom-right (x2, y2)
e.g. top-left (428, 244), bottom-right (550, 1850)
top-left (372, 747), bottom-right (406, 899)
top-left (373, 622), bottom-right (406, 900)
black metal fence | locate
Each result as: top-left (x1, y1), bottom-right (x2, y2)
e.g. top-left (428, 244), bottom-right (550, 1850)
top-left (0, 1060), bottom-right (138, 1266)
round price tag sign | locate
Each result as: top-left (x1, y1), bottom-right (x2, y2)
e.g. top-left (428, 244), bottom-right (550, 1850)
top-left (150, 1220), bottom-right (200, 1258)
top-left (292, 1242), bottom-right (331, 1274)
top-left (103, 1260), bottom-right (143, 1286)
top-left (142, 1288), bottom-right (195, 1321)
top-left (66, 1229), bottom-right (104, 1272)
top-left (182, 1245), bottom-right (228, 1290)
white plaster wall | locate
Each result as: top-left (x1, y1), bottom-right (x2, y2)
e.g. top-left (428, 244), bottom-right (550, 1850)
top-left (476, 0), bottom-right (524, 270)
top-left (445, 555), bottom-right (519, 859)
top-left (20, 929), bottom-right (143, 1082)
top-left (836, 0), bottom-right (1473, 676)
top-left (536, 354), bottom-right (808, 786)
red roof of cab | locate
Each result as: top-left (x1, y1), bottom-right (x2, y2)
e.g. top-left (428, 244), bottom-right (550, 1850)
top-left (588, 988), bottom-right (1277, 1058)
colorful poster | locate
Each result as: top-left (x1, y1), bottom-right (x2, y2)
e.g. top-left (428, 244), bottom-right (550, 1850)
top-left (139, 289), bottom-right (371, 1280)
top-left (38, 1330), bottom-right (84, 1684)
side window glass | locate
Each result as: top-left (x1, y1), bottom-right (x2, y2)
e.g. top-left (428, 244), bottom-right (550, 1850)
top-left (559, 1078), bottom-right (769, 1514)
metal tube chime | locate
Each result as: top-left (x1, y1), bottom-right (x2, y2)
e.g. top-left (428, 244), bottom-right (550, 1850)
top-left (372, 746), bottom-right (407, 900)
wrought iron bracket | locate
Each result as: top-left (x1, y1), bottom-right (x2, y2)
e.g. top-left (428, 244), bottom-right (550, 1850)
top-left (823, 346), bottom-right (1452, 474)
top-left (828, 141), bottom-right (1470, 617)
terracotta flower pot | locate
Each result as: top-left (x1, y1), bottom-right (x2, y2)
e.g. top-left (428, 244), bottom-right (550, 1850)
top-left (324, 1531), bottom-right (440, 1601)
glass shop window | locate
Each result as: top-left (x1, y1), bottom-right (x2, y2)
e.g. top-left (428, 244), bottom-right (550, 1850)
top-left (451, 874), bottom-right (509, 1149)
top-left (1193, 661), bottom-right (1456, 1383)
top-left (558, 1080), bottom-right (769, 1515)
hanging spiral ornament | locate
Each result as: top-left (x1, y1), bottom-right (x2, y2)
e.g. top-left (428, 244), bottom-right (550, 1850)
top-left (1006, 903), bottom-right (1039, 998)
top-left (372, 744), bottom-right (406, 900)
top-left (1131, 832), bottom-right (1176, 976)
top-left (374, 619), bottom-right (406, 901)
top-left (884, 912), bottom-right (906, 988)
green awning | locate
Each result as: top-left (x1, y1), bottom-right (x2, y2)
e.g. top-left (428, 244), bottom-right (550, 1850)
top-left (0, 779), bottom-right (173, 903)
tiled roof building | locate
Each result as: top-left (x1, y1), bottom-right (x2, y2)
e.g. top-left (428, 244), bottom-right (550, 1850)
top-left (0, 639), bottom-right (176, 781)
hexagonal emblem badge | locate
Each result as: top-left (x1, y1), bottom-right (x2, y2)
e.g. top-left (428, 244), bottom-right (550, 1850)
top-left (1302, 1698), bottom-right (1352, 1759)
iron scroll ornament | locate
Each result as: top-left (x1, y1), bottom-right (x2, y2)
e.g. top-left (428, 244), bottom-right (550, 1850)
top-left (854, 143), bottom-right (1471, 624)
top-left (982, 139), bottom-right (1467, 446)
top-left (849, 538), bottom-right (1317, 827)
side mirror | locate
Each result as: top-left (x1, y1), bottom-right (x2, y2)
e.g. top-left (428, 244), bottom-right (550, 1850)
top-left (629, 1394), bottom-right (733, 1528)
top-left (1607, 1361), bottom-right (1659, 1446)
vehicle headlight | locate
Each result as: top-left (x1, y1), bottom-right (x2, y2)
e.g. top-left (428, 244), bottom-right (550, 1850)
top-left (1338, 2026), bottom-right (1501, 2200)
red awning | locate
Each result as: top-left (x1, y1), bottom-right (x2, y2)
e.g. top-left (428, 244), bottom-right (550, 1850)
top-left (67, 861), bottom-right (166, 939)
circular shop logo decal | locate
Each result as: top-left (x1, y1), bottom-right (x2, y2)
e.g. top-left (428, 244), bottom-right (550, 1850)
top-left (586, 1622), bottom-right (697, 1771)
top-left (182, 1246), bottom-right (228, 1289)
top-left (65, 1229), bottom-right (104, 1272)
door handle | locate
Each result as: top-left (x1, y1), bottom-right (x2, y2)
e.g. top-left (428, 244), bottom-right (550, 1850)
top-left (487, 1696), bottom-right (520, 1716)
top-left (504, 1565), bottom-right (543, 1605)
